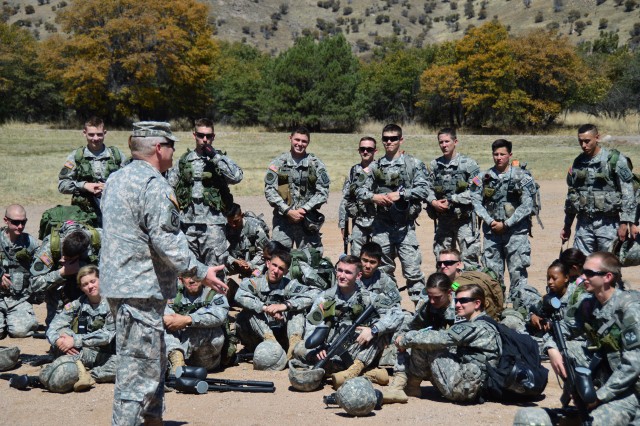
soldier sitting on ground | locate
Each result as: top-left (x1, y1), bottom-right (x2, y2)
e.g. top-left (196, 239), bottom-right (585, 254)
top-left (224, 203), bottom-right (270, 279)
top-left (46, 265), bottom-right (116, 392)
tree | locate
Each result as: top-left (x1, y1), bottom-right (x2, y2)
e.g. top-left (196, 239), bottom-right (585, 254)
top-left (257, 34), bottom-right (363, 131)
top-left (0, 22), bottom-right (63, 122)
top-left (39, 0), bottom-right (219, 123)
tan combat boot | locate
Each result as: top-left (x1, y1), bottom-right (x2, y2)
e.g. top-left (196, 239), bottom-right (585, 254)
top-left (405, 374), bottom-right (422, 398)
top-left (73, 360), bottom-right (96, 392)
top-left (364, 368), bottom-right (390, 386)
top-left (168, 350), bottom-right (186, 375)
top-left (331, 359), bottom-right (365, 390)
top-left (286, 334), bottom-right (302, 360)
top-left (381, 372), bottom-right (408, 404)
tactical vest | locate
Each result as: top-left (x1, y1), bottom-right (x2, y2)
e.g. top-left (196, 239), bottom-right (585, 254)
top-left (71, 146), bottom-right (122, 214)
top-left (71, 308), bottom-right (106, 334)
top-left (50, 226), bottom-right (101, 265)
top-left (481, 166), bottom-right (529, 222)
top-left (276, 155), bottom-right (318, 206)
top-left (372, 154), bottom-right (421, 223)
top-left (566, 150), bottom-right (621, 216)
top-left (228, 213), bottom-right (269, 260)
top-left (171, 286), bottom-right (216, 316)
top-left (431, 158), bottom-right (471, 201)
top-left (174, 150), bottom-right (233, 213)
top-left (0, 237), bottom-right (33, 294)
top-left (345, 165), bottom-right (376, 220)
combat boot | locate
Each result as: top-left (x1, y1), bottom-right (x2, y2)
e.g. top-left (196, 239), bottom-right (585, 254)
top-left (331, 359), bottom-right (365, 390)
top-left (168, 350), bottom-right (186, 375)
top-left (73, 360), bottom-right (96, 392)
top-left (405, 374), bottom-right (422, 398)
top-left (364, 368), bottom-right (390, 385)
top-left (286, 334), bottom-right (302, 360)
top-left (143, 416), bottom-right (164, 425)
top-left (381, 372), bottom-right (408, 404)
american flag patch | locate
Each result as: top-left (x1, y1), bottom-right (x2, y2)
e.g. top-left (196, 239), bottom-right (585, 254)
top-left (64, 161), bottom-right (75, 169)
top-left (40, 253), bottom-right (53, 267)
top-left (472, 176), bottom-right (481, 186)
top-left (269, 165), bottom-right (278, 172)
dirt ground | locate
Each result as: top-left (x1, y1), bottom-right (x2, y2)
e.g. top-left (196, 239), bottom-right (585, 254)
top-left (2, 179), bottom-right (638, 426)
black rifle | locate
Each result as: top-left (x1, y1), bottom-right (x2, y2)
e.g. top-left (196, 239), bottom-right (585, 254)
top-left (1, 373), bottom-right (43, 390)
top-left (306, 304), bottom-right (377, 370)
top-left (548, 297), bottom-right (596, 426)
top-left (167, 365), bottom-right (275, 394)
top-left (343, 215), bottom-right (350, 255)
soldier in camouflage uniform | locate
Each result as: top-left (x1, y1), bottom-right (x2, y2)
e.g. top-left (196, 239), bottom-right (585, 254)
top-left (100, 122), bottom-right (227, 426)
top-left (47, 265), bottom-right (116, 389)
top-left (30, 222), bottom-right (101, 327)
top-left (224, 203), bottom-right (270, 278)
top-left (264, 127), bottom-right (330, 253)
top-left (57, 117), bottom-right (127, 226)
top-left (167, 118), bottom-right (243, 273)
top-left (561, 124), bottom-right (637, 255)
top-left (356, 124), bottom-right (430, 302)
top-left (339, 137), bottom-right (378, 256)
top-left (396, 283), bottom-right (501, 403)
top-left (235, 248), bottom-right (315, 361)
top-left (0, 205), bottom-right (39, 338)
top-left (471, 139), bottom-right (536, 303)
top-left (425, 128), bottom-right (481, 269)
top-left (545, 252), bottom-right (640, 425)
top-left (164, 276), bottom-right (229, 372)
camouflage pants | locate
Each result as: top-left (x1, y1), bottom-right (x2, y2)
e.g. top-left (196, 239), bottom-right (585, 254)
top-left (0, 299), bottom-right (38, 339)
top-left (235, 309), bottom-right (305, 352)
top-left (348, 222), bottom-right (373, 257)
top-left (183, 222), bottom-right (230, 272)
top-left (429, 353), bottom-right (485, 402)
top-left (272, 214), bottom-right (323, 254)
top-left (433, 215), bottom-right (481, 270)
top-left (108, 298), bottom-right (167, 426)
top-left (165, 327), bottom-right (224, 371)
top-left (590, 390), bottom-right (639, 426)
top-left (574, 215), bottom-right (618, 256)
top-left (371, 220), bottom-right (425, 301)
top-left (482, 225), bottom-right (531, 303)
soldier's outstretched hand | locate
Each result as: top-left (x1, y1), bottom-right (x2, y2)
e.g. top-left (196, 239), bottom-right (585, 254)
top-left (203, 265), bottom-right (228, 294)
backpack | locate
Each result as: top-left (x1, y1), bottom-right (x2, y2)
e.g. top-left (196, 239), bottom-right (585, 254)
top-left (243, 211), bottom-right (271, 238)
top-left (608, 149), bottom-right (640, 205)
top-left (478, 316), bottom-right (549, 401)
top-left (38, 205), bottom-right (100, 262)
top-left (511, 160), bottom-right (543, 232)
top-left (453, 269), bottom-right (504, 321)
top-left (289, 248), bottom-right (335, 290)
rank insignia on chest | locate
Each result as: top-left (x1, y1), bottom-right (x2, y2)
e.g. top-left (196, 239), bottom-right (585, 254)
top-left (171, 210), bottom-right (180, 228)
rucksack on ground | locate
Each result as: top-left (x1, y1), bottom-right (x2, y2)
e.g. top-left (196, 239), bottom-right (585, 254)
top-left (289, 248), bottom-right (335, 290)
top-left (478, 316), bottom-right (548, 401)
top-left (453, 270), bottom-right (504, 321)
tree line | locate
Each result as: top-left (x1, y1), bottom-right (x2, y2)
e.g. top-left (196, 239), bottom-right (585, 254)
top-left (1, 0), bottom-right (639, 132)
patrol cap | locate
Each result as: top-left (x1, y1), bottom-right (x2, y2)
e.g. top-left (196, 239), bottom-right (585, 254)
top-left (131, 121), bottom-right (179, 142)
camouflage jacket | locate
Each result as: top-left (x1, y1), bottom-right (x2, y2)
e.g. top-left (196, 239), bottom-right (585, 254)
top-left (426, 153), bottom-right (481, 218)
top-left (46, 295), bottom-right (114, 350)
top-left (235, 274), bottom-right (315, 314)
top-left (339, 163), bottom-right (376, 229)
top-left (359, 270), bottom-right (403, 336)
top-left (0, 228), bottom-right (39, 307)
top-left (166, 285), bottom-right (228, 329)
top-left (225, 213), bottom-right (270, 272)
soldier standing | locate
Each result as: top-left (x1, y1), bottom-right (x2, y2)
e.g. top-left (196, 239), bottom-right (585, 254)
top-left (426, 128), bottom-right (481, 269)
top-left (100, 121), bottom-right (227, 425)
top-left (167, 118), bottom-right (243, 272)
top-left (264, 127), bottom-right (330, 253)
top-left (58, 117), bottom-right (127, 226)
top-left (561, 124), bottom-right (637, 255)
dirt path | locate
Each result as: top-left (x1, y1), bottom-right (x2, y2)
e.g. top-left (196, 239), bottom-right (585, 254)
top-left (2, 180), bottom-right (638, 425)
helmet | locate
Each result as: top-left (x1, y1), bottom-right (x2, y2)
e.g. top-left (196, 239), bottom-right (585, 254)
top-left (512, 408), bottom-right (553, 426)
top-left (610, 238), bottom-right (640, 267)
top-left (288, 359), bottom-right (324, 392)
top-left (334, 377), bottom-right (379, 417)
top-left (303, 210), bottom-right (325, 234)
top-left (39, 355), bottom-right (79, 393)
top-left (253, 340), bottom-right (287, 371)
top-left (0, 346), bottom-right (20, 371)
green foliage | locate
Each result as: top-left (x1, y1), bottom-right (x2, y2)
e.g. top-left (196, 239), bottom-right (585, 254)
top-left (257, 34), bottom-right (364, 131)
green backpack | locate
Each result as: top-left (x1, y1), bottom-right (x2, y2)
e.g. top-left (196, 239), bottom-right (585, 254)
top-left (38, 205), bottom-right (100, 262)
top-left (289, 248), bottom-right (335, 290)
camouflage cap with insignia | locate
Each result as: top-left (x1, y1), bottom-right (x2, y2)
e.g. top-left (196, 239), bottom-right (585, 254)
top-left (131, 121), bottom-right (179, 142)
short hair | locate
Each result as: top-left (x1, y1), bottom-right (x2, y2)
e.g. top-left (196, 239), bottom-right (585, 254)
top-left (290, 126), bottom-right (311, 140)
top-left (359, 136), bottom-right (377, 148)
top-left (5, 204), bottom-right (26, 219)
top-left (263, 240), bottom-right (288, 257)
top-left (437, 127), bottom-right (457, 140)
top-left (426, 272), bottom-right (452, 293)
top-left (382, 123), bottom-right (402, 137)
top-left (77, 264), bottom-right (99, 286)
top-left (226, 203), bottom-right (242, 218)
top-left (492, 139), bottom-right (512, 153)
top-left (547, 259), bottom-right (570, 277)
top-left (456, 283), bottom-right (485, 310)
top-left (194, 118), bottom-right (214, 129)
top-left (438, 248), bottom-right (461, 261)
top-left (587, 251), bottom-right (622, 287)
top-left (578, 124), bottom-right (598, 135)
top-left (360, 242), bottom-right (383, 261)
top-left (62, 230), bottom-right (91, 259)
top-left (560, 248), bottom-right (586, 271)
top-left (337, 254), bottom-right (362, 273)
top-left (270, 248), bottom-right (292, 269)
top-left (84, 117), bottom-right (104, 129)
top-left (129, 136), bottom-right (164, 158)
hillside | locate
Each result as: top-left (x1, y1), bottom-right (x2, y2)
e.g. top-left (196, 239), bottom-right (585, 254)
top-left (4, 0), bottom-right (640, 55)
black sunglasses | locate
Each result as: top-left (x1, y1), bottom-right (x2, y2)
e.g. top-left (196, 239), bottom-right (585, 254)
top-left (454, 297), bottom-right (477, 305)
top-left (382, 135), bottom-right (401, 143)
top-left (358, 147), bottom-right (375, 153)
top-left (583, 269), bottom-right (608, 278)
top-left (437, 260), bottom-right (458, 267)
top-left (195, 132), bottom-right (215, 140)
top-left (5, 217), bottom-right (27, 226)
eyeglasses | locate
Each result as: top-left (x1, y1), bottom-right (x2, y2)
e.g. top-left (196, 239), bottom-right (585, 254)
top-left (358, 147), bottom-right (375, 153)
top-left (583, 269), bottom-right (609, 278)
top-left (159, 140), bottom-right (175, 149)
top-left (454, 297), bottom-right (477, 305)
top-left (86, 133), bottom-right (104, 138)
top-left (5, 217), bottom-right (27, 226)
top-left (382, 135), bottom-right (401, 143)
top-left (195, 132), bottom-right (215, 140)
top-left (437, 260), bottom-right (458, 267)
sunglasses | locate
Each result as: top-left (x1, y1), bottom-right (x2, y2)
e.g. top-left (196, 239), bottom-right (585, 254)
top-left (195, 132), bottom-right (215, 140)
top-left (437, 260), bottom-right (458, 267)
top-left (583, 269), bottom-right (609, 278)
top-left (454, 297), bottom-right (477, 305)
top-left (5, 217), bottom-right (27, 226)
top-left (359, 147), bottom-right (375, 153)
top-left (382, 135), bottom-right (401, 143)
top-left (159, 140), bottom-right (175, 149)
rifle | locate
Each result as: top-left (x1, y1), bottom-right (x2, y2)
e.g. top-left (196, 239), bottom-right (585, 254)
top-left (343, 215), bottom-right (350, 255)
top-left (166, 365), bottom-right (275, 394)
top-left (305, 303), bottom-right (377, 370)
top-left (548, 297), bottom-right (596, 426)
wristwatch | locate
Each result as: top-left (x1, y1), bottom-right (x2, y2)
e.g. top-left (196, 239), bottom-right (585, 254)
top-left (370, 325), bottom-right (379, 336)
